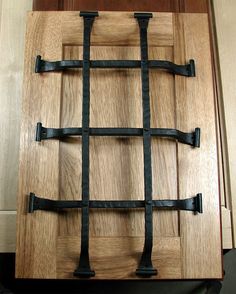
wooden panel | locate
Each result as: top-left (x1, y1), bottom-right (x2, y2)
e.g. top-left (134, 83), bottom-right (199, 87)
top-left (16, 11), bottom-right (222, 279)
top-left (179, 0), bottom-right (208, 12)
top-left (174, 14), bottom-right (222, 278)
top-left (33, 0), bottom-right (63, 11)
top-left (33, 0), bottom-right (180, 12)
top-left (32, 0), bottom-right (231, 252)
top-left (32, 0), bottom-right (209, 13)
top-left (16, 12), bottom-right (63, 278)
top-left (214, 0), bottom-right (236, 248)
top-left (0, 0), bottom-right (32, 210)
top-left (62, 12), bottom-right (173, 46)
top-left (0, 212), bottom-right (16, 252)
top-left (31, 0), bottom-right (231, 252)
top-left (57, 237), bottom-right (181, 279)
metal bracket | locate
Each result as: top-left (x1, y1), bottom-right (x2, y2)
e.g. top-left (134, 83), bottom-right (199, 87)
top-left (35, 122), bottom-right (200, 147)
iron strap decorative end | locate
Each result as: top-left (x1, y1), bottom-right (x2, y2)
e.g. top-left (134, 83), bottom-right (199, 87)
top-left (79, 11), bottom-right (99, 18)
top-left (28, 193), bottom-right (37, 213)
top-left (35, 55), bottom-right (42, 73)
top-left (194, 128), bottom-right (201, 148)
top-left (136, 267), bottom-right (158, 277)
top-left (134, 12), bottom-right (153, 19)
top-left (73, 268), bottom-right (95, 278)
top-left (194, 193), bottom-right (203, 213)
top-left (188, 59), bottom-right (196, 77)
top-left (36, 122), bottom-right (43, 141)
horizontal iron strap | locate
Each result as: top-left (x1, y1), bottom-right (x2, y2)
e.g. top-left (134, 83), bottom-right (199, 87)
top-left (36, 123), bottom-right (200, 147)
top-left (35, 56), bottom-right (195, 77)
top-left (28, 193), bottom-right (202, 213)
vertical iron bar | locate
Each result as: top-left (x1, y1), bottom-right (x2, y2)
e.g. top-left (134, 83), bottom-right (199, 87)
top-left (134, 13), bottom-right (157, 277)
top-left (74, 11), bottom-right (98, 278)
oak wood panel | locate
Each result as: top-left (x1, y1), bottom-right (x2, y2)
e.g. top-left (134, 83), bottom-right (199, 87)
top-left (16, 12), bottom-right (63, 278)
top-left (62, 12), bottom-right (173, 47)
top-left (32, 0), bottom-right (231, 251)
top-left (16, 11), bottom-right (222, 279)
top-left (213, 0), bottom-right (236, 248)
top-left (57, 237), bottom-right (181, 279)
top-left (179, 0), bottom-right (208, 12)
top-left (174, 13), bottom-right (222, 278)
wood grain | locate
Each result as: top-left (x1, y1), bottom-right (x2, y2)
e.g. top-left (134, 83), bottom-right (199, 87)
top-left (57, 237), bottom-right (181, 279)
top-left (32, 0), bottom-right (209, 13)
top-left (59, 45), bottom-right (178, 238)
top-left (33, 0), bottom-right (180, 12)
top-left (16, 12), bottom-right (63, 278)
top-left (62, 12), bottom-right (173, 47)
top-left (174, 13), bottom-right (222, 278)
top-left (16, 11), bottom-right (222, 279)
top-left (179, 0), bottom-right (208, 12)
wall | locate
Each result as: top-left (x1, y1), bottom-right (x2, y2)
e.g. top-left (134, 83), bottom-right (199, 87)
top-left (0, 0), bottom-right (32, 251)
top-left (214, 0), bottom-right (236, 247)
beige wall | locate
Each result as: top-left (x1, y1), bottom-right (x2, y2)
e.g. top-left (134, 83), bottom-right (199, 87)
top-left (214, 0), bottom-right (236, 247)
top-left (0, 0), bottom-right (32, 251)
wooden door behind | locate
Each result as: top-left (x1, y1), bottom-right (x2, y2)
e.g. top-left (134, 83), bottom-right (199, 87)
top-left (16, 11), bottom-right (222, 279)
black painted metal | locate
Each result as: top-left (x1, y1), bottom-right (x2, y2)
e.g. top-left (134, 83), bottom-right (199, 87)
top-left (35, 55), bottom-right (195, 77)
top-left (35, 122), bottom-right (200, 147)
top-left (32, 11), bottom-right (201, 279)
top-left (134, 12), bottom-right (157, 278)
top-left (28, 193), bottom-right (203, 213)
top-left (73, 11), bottom-right (98, 279)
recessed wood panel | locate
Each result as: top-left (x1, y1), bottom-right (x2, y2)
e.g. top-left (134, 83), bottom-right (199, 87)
top-left (16, 11), bottom-right (222, 279)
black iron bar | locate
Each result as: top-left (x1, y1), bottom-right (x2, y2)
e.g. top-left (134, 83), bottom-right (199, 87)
top-left (134, 12), bottom-right (157, 277)
top-left (35, 55), bottom-right (195, 77)
top-left (73, 11), bottom-right (98, 279)
top-left (28, 193), bottom-right (203, 214)
top-left (35, 122), bottom-right (200, 147)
